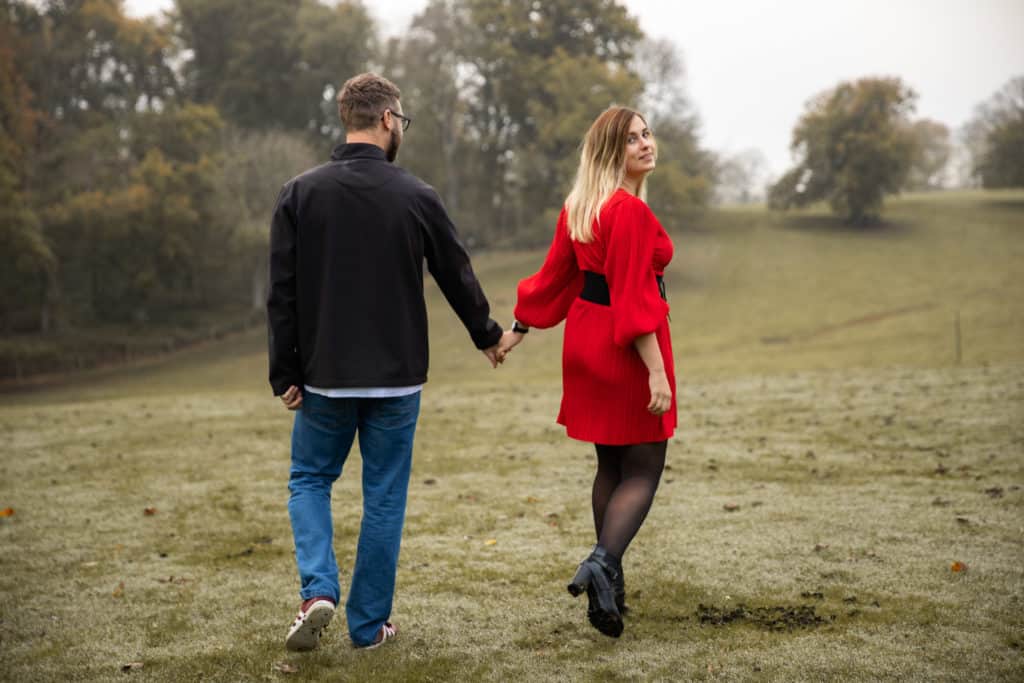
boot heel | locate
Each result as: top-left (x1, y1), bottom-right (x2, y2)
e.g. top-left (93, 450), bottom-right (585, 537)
top-left (567, 563), bottom-right (592, 597)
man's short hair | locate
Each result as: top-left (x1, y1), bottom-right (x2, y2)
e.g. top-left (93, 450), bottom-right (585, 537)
top-left (337, 73), bottom-right (402, 132)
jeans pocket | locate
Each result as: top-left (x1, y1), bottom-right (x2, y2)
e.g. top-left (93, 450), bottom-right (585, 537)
top-left (365, 393), bottom-right (421, 431)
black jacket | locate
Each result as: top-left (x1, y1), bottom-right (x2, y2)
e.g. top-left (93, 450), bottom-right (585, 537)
top-left (267, 143), bottom-right (502, 395)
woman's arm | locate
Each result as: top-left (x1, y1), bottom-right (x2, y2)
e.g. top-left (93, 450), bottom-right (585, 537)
top-left (634, 332), bottom-right (671, 415)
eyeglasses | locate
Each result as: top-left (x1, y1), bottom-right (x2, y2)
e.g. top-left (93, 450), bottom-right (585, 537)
top-left (385, 109), bottom-right (412, 131)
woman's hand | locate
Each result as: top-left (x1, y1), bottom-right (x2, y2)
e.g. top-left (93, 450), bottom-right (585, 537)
top-left (647, 368), bottom-right (671, 415)
top-left (496, 330), bottom-right (525, 363)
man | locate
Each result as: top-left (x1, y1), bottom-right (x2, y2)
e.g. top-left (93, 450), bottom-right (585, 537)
top-left (267, 72), bottom-right (504, 651)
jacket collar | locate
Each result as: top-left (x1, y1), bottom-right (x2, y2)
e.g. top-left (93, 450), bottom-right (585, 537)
top-left (331, 142), bottom-right (388, 162)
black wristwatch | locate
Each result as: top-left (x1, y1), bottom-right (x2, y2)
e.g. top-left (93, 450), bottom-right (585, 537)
top-left (512, 320), bottom-right (529, 334)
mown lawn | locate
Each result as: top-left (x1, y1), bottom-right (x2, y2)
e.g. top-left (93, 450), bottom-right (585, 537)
top-left (1, 191), bottom-right (1022, 681)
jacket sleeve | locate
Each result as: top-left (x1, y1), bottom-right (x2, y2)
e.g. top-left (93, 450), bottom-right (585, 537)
top-left (513, 208), bottom-right (583, 328)
top-left (267, 183), bottom-right (302, 395)
top-left (605, 197), bottom-right (669, 347)
top-left (420, 189), bottom-right (503, 350)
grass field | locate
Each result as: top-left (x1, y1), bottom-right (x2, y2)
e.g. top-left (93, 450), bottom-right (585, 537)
top-left (1, 191), bottom-right (1022, 681)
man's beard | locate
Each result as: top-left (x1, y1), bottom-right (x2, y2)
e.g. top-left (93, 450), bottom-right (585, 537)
top-left (386, 128), bottom-right (400, 162)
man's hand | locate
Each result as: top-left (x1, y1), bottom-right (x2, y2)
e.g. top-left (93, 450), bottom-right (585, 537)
top-left (496, 330), bottom-right (525, 363)
top-left (482, 345), bottom-right (501, 368)
top-left (278, 385), bottom-right (303, 410)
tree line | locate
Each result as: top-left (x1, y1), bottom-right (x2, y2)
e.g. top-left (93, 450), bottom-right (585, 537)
top-left (0, 0), bottom-right (713, 336)
top-left (768, 74), bottom-right (1024, 224)
top-left (2, 0), bottom-right (1021, 340)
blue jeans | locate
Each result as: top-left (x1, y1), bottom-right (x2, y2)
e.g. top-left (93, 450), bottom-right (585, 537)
top-left (287, 391), bottom-right (420, 646)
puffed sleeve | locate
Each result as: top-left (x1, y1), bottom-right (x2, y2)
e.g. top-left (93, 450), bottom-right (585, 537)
top-left (605, 197), bottom-right (669, 347)
top-left (513, 209), bottom-right (583, 328)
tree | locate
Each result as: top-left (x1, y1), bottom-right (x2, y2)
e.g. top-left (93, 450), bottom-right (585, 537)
top-left (296, 0), bottom-right (377, 141)
top-left (769, 76), bottom-right (918, 224)
top-left (967, 76), bottom-right (1024, 189)
top-left (382, 1), bottom-right (466, 222)
top-left (0, 7), bottom-right (55, 332)
top-left (44, 104), bottom-right (231, 323)
top-left (174, 0), bottom-right (376, 138)
top-left (714, 148), bottom-right (770, 205)
top-left (633, 37), bottom-right (714, 225)
top-left (175, 0), bottom-right (305, 130)
top-left (215, 128), bottom-right (319, 310)
top-left (397, 0), bottom-right (644, 244)
top-left (906, 119), bottom-right (951, 191)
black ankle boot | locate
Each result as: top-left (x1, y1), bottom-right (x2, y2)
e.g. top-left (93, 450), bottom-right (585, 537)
top-left (567, 545), bottom-right (623, 638)
top-left (613, 564), bottom-right (628, 615)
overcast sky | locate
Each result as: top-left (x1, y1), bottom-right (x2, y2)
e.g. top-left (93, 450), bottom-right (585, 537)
top-left (125, 0), bottom-right (1024, 176)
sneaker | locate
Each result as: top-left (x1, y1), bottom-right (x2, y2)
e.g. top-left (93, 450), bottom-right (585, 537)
top-left (285, 597), bottom-right (335, 651)
top-left (357, 621), bottom-right (398, 650)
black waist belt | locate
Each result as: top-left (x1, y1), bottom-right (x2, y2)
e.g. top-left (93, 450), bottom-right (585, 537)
top-left (580, 270), bottom-right (666, 306)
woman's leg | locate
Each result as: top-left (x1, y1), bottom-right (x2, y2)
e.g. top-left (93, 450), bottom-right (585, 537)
top-left (595, 440), bottom-right (667, 560)
top-left (592, 444), bottom-right (624, 540)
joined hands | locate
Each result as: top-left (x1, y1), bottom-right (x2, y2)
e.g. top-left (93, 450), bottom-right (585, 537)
top-left (482, 329), bottom-right (526, 368)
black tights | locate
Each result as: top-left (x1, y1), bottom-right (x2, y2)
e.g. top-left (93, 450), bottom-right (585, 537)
top-left (591, 441), bottom-right (667, 560)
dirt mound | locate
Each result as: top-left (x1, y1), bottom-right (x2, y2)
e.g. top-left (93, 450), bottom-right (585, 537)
top-left (696, 603), bottom-right (833, 630)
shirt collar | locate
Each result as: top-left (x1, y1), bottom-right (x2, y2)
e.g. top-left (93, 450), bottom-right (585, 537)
top-left (330, 142), bottom-right (388, 162)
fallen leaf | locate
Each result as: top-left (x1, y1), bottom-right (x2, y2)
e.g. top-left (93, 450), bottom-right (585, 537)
top-left (112, 581), bottom-right (125, 598)
top-left (121, 662), bottom-right (144, 672)
top-left (526, 496), bottom-right (540, 504)
top-left (723, 503), bottom-right (740, 512)
top-left (0, 507), bottom-right (13, 517)
top-left (273, 662), bottom-right (299, 674)
top-left (813, 544), bottom-right (830, 552)
top-left (484, 539), bottom-right (497, 546)
top-left (143, 507), bottom-right (157, 516)
top-left (950, 561), bottom-right (968, 573)
top-left (422, 478), bottom-right (436, 486)
top-left (82, 561), bottom-right (99, 568)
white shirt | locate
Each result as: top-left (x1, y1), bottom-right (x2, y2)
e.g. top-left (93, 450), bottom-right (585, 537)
top-left (304, 384), bottom-right (423, 398)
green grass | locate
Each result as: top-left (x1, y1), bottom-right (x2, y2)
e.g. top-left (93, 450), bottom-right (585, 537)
top-left (1, 191), bottom-right (1022, 681)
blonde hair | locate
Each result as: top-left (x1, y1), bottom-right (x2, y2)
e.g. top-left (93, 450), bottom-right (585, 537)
top-left (565, 106), bottom-right (651, 243)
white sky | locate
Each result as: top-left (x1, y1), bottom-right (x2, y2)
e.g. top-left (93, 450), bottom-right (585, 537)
top-left (125, 0), bottom-right (1024, 176)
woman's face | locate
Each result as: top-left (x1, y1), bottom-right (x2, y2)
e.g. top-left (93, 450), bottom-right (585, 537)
top-left (623, 115), bottom-right (656, 179)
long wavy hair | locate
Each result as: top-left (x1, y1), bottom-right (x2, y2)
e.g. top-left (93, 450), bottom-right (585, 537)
top-left (565, 106), bottom-right (651, 243)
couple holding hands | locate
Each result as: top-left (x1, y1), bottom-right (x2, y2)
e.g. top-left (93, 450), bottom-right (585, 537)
top-left (268, 73), bottom-right (676, 651)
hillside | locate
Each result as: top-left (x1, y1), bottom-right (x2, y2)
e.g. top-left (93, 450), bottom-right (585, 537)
top-left (1, 191), bottom-right (1021, 681)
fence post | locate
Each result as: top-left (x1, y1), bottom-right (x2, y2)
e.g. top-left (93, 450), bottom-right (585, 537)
top-left (954, 310), bottom-right (962, 365)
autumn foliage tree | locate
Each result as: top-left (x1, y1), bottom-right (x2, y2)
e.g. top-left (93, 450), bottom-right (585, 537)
top-left (769, 77), bottom-right (918, 224)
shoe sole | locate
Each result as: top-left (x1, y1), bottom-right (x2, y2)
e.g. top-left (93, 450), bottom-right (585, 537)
top-left (285, 603), bottom-right (334, 651)
top-left (586, 584), bottom-right (623, 638)
top-left (588, 605), bottom-right (624, 638)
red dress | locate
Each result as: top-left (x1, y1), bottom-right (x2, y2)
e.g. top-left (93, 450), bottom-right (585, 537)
top-left (514, 189), bottom-right (676, 445)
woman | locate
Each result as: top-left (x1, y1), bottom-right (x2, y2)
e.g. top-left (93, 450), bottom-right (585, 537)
top-left (498, 106), bottom-right (675, 638)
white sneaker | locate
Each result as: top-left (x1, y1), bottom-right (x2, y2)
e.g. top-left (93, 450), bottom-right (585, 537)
top-left (357, 621), bottom-right (398, 650)
top-left (285, 597), bottom-right (335, 651)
